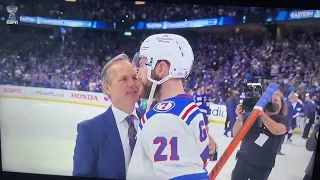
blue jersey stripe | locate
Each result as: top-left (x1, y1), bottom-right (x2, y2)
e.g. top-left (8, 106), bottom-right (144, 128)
top-left (185, 109), bottom-right (201, 126)
top-left (200, 145), bottom-right (210, 164)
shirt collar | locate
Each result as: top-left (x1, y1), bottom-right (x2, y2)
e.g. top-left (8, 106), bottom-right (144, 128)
top-left (112, 105), bottom-right (139, 124)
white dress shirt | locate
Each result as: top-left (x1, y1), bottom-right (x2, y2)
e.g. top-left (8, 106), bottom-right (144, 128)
top-left (111, 105), bottom-right (140, 172)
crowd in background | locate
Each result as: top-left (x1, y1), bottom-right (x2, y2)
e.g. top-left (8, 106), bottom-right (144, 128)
top-left (0, 24), bottom-right (320, 104)
top-left (0, 0), bottom-right (319, 104)
top-left (187, 29), bottom-right (320, 102)
top-left (0, 0), bottom-right (282, 22)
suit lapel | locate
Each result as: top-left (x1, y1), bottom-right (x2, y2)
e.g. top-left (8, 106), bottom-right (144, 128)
top-left (102, 107), bottom-right (126, 172)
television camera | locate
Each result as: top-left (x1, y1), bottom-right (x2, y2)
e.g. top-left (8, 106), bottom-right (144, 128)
top-left (241, 83), bottom-right (279, 114)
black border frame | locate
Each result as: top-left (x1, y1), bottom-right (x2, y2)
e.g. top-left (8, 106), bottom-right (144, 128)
top-left (1, 0), bottom-right (320, 180)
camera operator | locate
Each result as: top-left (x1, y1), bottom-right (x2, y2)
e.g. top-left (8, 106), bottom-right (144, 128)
top-left (231, 90), bottom-right (290, 180)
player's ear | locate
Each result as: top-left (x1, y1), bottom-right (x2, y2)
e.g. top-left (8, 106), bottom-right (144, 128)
top-left (156, 61), bottom-right (169, 78)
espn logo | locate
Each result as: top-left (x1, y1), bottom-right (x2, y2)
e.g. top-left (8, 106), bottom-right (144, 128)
top-left (6, 6), bottom-right (19, 25)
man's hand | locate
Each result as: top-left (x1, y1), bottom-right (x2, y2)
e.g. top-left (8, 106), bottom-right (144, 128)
top-left (206, 126), bottom-right (216, 154)
top-left (208, 134), bottom-right (216, 154)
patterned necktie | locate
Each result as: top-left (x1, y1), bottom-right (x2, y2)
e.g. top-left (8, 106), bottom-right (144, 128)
top-left (126, 114), bottom-right (137, 156)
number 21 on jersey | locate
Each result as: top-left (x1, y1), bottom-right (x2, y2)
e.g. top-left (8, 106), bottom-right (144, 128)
top-left (153, 136), bottom-right (179, 162)
top-left (153, 120), bottom-right (208, 162)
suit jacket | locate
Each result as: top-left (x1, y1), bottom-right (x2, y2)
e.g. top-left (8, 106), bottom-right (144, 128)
top-left (286, 100), bottom-right (293, 128)
top-left (304, 101), bottom-right (317, 117)
top-left (72, 106), bottom-right (145, 179)
top-left (305, 122), bottom-right (319, 176)
top-left (226, 97), bottom-right (237, 123)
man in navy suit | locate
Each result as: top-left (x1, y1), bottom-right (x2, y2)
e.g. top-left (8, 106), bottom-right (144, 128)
top-left (303, 94), bottom-right (318, 139)
top-left (72, 54), bottom-right (144, 179)
top-left (224, 89), bottom-right (239, 137)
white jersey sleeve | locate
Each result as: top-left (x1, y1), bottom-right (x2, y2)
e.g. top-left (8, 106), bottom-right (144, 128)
top-left (127, 99), bottom-right (210, 180)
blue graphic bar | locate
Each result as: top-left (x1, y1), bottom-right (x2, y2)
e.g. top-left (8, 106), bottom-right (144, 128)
top-left (266, 10), bottom-right (320, 22)
top-left (133, 17), bottom-right (236, 30)
top-left (19, 16), bottom-right (107, 29)
top-left (18, 15), bottom-right (236, 30)
top-left (9, 10), bottom-right (320, 30)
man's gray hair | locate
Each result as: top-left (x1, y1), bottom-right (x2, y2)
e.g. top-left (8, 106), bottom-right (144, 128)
top-left (101, 53), bottom-right (130, 96)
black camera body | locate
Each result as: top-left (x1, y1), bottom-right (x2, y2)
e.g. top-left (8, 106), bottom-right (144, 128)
top-left (241, 83), bottom-right (263, 113)
top-left (241, 83), bottom-right (279, 113)
top-left (242, 96), bottom-right (259, 113)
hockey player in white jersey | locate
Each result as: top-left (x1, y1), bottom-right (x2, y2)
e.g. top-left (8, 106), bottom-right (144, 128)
top-left (127, 34), bottom-right (211, 180)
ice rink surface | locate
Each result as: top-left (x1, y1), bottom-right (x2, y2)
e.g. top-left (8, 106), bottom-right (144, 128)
top-left (0, 98), bottom-right (314, 179)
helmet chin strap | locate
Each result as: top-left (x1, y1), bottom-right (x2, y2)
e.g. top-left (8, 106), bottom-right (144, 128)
top-left (145, 70), bottom-right (173, 112)
top-left (146, 82), bottom-right (158, 112)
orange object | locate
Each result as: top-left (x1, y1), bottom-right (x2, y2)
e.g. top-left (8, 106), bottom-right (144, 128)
top-left (209, 109), bottom-right (261, 179)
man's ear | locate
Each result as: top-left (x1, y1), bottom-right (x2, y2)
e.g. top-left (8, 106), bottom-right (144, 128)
top-left (156, 61), bottom-right (169, 78)
top-left (103, 84), bottom-right (111, 97)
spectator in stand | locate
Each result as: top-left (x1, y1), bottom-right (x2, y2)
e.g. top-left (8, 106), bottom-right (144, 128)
top-left (0, 25), bottom-right (319, 108)
top-left (0, 0), bottom-right (270, 22)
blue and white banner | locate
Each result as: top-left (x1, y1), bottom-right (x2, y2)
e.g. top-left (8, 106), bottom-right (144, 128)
top-left (266, 10), bottom-right (320, 22)
top-left (134, 17), bottom-right (236, 30)
top-left (289, 10), bottom-right (319, 20)
top-left (19, 16), bottom-right (108, 29)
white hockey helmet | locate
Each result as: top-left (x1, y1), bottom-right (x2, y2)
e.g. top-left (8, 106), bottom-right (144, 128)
top-left (133, 33), bottom-right (194, 85)
top-left (132, 33), bottom-right (194, 110)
